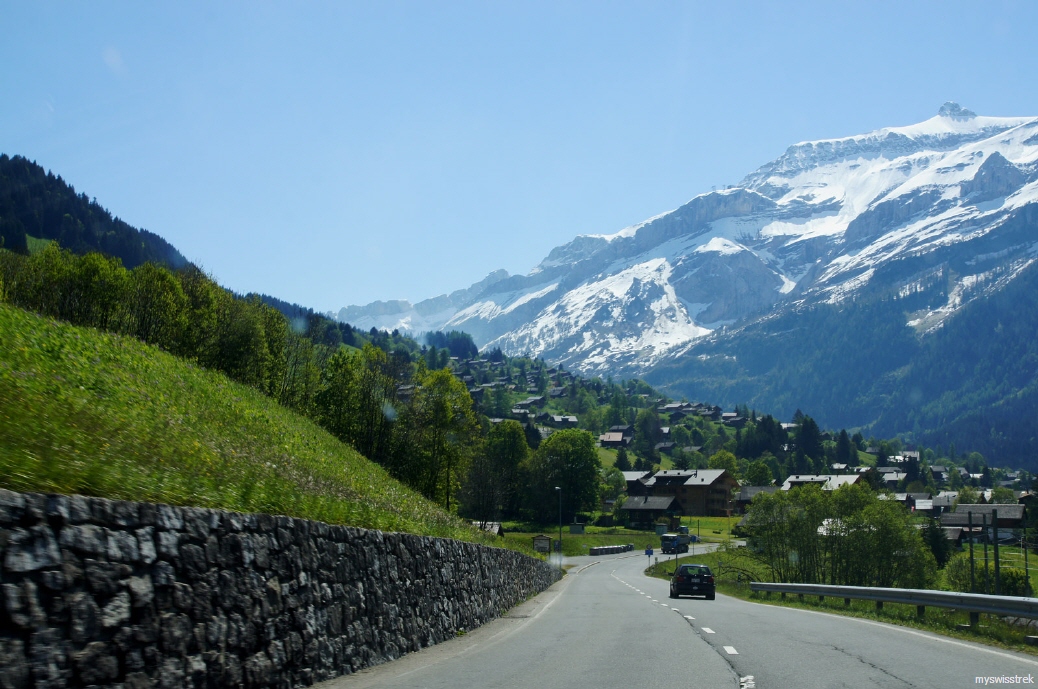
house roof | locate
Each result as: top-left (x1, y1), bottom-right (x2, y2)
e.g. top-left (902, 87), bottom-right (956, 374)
top-left (782, 474), bottom-right (863, 491)
top-left (620, 495), bottom-right (678, 512)
top-left (599, 432), bottom-right (625, 443)
top-left (644, 469), bottom-right (736, 488)
top-left (622, 471), bottom-right (651, 482)
top-left (952, 503), bottom-right (1025, 520)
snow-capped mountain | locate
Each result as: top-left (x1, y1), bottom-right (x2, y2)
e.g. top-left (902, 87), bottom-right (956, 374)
top-left (338, 103), bottom-right (1038, 375)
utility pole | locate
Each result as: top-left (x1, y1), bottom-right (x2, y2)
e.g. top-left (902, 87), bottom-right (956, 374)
top-left (1025, 506), bottom-right (1031, 596)
top-left (969, 511), bottom-right (975, 593)
top-left (984, 513), bottom-right (990, 595)
top-left (993, 508), bottom-right (1001, 596)
top-left (555, 486), bottom-right (562, 572)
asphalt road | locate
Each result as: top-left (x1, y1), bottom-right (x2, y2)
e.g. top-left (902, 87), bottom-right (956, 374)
top-left (319, 549), bottom-right (1038, 688)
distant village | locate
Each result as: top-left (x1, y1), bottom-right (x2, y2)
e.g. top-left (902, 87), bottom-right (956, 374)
top-left (443, 353), bottom-right (1034, 539)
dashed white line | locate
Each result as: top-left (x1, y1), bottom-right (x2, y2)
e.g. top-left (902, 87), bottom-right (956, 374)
top-left (724, 646), bottom-right (739, 655)
top-left (683, 615), bottom-right (695, 620)
top-left (671, 608), bottom-right (680, 611)
top-left (701, 627), bottom-right (715, 634)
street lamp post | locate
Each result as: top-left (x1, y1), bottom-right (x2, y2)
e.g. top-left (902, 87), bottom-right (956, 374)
top-left (555, 486), bottom-right (562, 571)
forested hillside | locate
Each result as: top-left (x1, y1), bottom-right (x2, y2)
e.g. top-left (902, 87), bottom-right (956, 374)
top-left (647, 260), bottom-right (1038, 470)
top-left (0, 155), bottom-right (187, 270)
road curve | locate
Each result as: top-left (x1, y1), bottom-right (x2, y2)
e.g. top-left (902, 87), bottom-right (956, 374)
top-left (318, 550), bottom-right (1038, 688)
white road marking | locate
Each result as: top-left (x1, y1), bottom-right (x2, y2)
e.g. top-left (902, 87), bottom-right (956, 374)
top-left (660, 603), bottom-right (669, 607)
top-left (740, 675), bottom-right (756, 688)
top-left (724, 646), bottom-right (739, 655)
top-left (702, 627), bottom-right (715, 634)
top-left (671, 608), bottom-right (680, 611)
top-left (775, 605), bottom-right (1038, 668)
top-left (684, 615), bottom-right (695, 620)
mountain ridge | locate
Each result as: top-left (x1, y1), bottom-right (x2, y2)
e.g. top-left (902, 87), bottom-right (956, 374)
top-left (337, 103), bottom-right (1038, 375)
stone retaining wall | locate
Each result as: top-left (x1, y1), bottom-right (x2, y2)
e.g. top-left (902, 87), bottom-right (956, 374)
top-left (0, 490), bottom-right (561, 688)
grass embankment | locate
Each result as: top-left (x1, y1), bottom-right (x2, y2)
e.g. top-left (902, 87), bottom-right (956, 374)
top-left (646, 545), bottom-right (1038, 655)
top-left (0, 303), bottom-right (522, 552)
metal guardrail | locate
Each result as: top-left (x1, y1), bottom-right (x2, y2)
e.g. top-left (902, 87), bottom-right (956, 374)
top-left (749, 582), bottom-right (1038, 625)
top-left (588, 544), bottom-right (634, 556)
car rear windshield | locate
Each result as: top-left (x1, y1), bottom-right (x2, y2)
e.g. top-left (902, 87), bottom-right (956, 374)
top-left (679, 565), bottom-right (711, 575)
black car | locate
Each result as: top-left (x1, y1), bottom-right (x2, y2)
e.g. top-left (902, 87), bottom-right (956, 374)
top-left (669, 563), bottom-right (715, 600)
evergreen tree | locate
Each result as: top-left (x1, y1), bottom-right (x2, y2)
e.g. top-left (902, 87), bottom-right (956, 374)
top-left (614, 446), bottom-right (632, 471)
top-left (922, 518), bottom-right (952, 568)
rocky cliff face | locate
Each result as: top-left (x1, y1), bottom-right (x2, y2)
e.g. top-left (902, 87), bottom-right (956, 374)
top-left (337, 104), bottom-right (1038, 376)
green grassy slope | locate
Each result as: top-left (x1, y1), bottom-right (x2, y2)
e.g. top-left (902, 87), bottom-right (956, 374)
top-left (0, 303), bottom-right (508, 549)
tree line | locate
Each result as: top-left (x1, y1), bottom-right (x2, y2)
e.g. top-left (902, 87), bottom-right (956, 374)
top-left (0, 243), bottom-right (606, 524)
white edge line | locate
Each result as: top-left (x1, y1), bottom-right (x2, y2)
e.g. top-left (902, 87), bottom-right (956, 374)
top-left (772, 603), bottom-right (1038, 667)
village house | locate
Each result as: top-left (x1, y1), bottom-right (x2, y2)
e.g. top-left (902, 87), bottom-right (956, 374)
top-left (643, 469), bottom-right (741, 517)
top-left (598, 432), bottom-right (630, 449)
top-left (622, 471), bottom-right (652, 497)
top-left (735, 485), bottom-right (779, 514)
top-left (618, 495), bottom-right (678, 529)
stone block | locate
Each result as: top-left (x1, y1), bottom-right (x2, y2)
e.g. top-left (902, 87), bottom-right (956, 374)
top-left (244, 650), bottom-right (275, 688)
top-left (102, 591), bottom-right (131, 628)
top-left (109, 500), bottom-right (141, 528)
top-left (155, 504), bottom-right (183, 531)
top-left (160, 612), bottom-right (194, 654)
top-left (127, 575), bottom-right (154, 608)
top-left (73, 641), bottom-right (119, 685)
top-left (29, 628), bottom-right (68, 689)
top-left (0, 488), bottom-right (26, 524)
top-left (85, 560), bottom-right (131, 596)
top-left (178, 544), bottom-right (207, 578)
top-left (67, 495), bottom-right (92, 524)
top-left (153, 560), bottom-right (175, 587)
top-left (4, 526), bottom-right (61, 572)
top-left (156, 530), bottom-right (179, 559)
top-left (44, 495), bottom-right (69, 523)
top-left (68, 591), bottom-right (101, 643)
top-left (60, 523), bottom-right (106, 556)
top-left (157, 657), bottom-right (185, 689)
top-left (106, 529), bottom-right (140, 562)
top-left (137, 526), bottom-right (157, 564)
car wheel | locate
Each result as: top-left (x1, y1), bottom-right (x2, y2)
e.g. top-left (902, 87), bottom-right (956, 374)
top-left (706, 593), bottom-right (715, 600)
top-left (669, 589), bottom-right (677, 599)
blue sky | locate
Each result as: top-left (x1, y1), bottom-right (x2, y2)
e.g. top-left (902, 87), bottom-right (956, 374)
top-left (4, 1), bottom-right (1038, 313)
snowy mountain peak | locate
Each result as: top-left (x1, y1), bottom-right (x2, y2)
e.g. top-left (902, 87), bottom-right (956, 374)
top-left (938, 101), bottom-right (977, 119)
top-left (337, 108), bottom-right (1038, 376)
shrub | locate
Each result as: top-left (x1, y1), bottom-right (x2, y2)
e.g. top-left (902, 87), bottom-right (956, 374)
top-left (944, 553), bottom-right (1030, 596)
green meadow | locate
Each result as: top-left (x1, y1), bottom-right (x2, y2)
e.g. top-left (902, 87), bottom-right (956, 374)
top-left (0, 303), bottom-right (517, 551)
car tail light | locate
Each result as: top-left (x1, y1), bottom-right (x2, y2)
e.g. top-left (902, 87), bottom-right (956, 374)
top-left (704, 575), bottom-right (714, 583)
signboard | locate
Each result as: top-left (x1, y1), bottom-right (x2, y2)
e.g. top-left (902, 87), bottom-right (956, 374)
top-left (533, 535), bottom-right (551, 553)
top-left (645, 547), bottom-right (653, 557)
